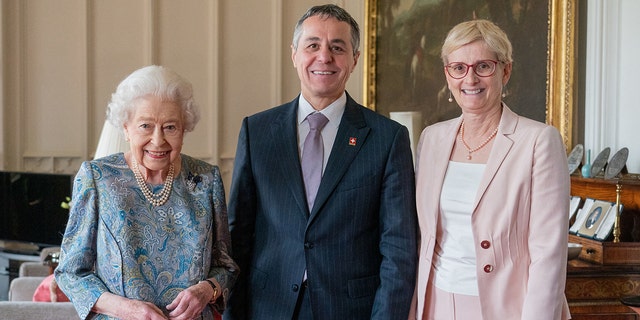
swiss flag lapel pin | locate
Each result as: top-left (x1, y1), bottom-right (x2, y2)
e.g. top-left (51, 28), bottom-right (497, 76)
top-left (349, 137), bottom-right (357, 146)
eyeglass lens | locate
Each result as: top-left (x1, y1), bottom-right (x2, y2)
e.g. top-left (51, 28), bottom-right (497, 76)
top-left (446, 60), bottom-right (497, 79)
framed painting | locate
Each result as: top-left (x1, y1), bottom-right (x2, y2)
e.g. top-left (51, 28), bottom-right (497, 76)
top-left (363, 0), bottom-right (577, 149)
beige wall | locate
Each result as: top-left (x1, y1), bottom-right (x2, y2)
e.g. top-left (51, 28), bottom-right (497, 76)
top-left (0, 0), bottom-right (364, 188)
top-left (4, 0), bottom-right (637, 183)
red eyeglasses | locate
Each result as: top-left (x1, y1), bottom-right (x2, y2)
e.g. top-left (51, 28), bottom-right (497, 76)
top-left (445, 60), bottom-right (499, 79)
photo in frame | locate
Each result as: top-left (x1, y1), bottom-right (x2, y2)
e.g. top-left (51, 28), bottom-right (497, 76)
top-left (569, 198), bottom-right (593, 235)
top-left (594, 203), bottom-right (622, 241)
top-left (363, 0), bottom-right (577, 149)
top-left (576, 199), bottom-right (615, 239)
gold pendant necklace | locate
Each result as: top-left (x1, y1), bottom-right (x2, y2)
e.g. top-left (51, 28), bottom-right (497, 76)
top-left (459, 120), bottom-right (499, 160)
top-left (131, 158), bottom-right (174, 206)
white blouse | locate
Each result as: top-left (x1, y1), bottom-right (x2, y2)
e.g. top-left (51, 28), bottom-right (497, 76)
top-left (433, 161), bottom-right (485, 296)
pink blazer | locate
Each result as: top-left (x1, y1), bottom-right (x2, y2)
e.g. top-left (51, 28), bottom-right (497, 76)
top-left (411, 106), bottom-right (571, 320)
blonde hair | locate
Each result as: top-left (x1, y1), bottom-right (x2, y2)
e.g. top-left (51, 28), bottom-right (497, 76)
top-left (441, 19), bottom-right (513, 65)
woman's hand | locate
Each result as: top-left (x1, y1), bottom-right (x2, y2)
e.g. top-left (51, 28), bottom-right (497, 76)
top-left (166, 281), bottom-right (214, 320)
top-left (93, 292), bottom-right (168, 320)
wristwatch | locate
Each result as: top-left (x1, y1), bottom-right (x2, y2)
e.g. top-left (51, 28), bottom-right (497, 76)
top-left (199, 279), bottom-right (219, 304)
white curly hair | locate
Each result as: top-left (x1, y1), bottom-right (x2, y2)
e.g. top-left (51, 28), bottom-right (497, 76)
top-left (106, 65), bottom-right (200, 132)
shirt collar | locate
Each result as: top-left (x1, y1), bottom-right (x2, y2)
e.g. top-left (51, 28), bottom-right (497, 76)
top-left (297, 92), bottom-right (346, 127)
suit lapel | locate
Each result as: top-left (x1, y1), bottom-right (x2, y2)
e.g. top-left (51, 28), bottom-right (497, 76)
top-left (472, 105), bottom-right (516, 213)
top-left (309, 98), bottom-right (370, 221)
top-left (417, 118), bottom-right (460, 235)
top-left (270, 98), bottom-right (309, 215)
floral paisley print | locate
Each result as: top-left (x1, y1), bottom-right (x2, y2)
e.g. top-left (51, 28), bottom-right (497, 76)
top-left (55, 153), bottom-right (238, 320)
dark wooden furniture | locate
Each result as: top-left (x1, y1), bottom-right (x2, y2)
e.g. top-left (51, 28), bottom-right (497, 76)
top-left (567, 259), bottom-right (640, 319)
top-left (568, 174), bottom-right (640, 319)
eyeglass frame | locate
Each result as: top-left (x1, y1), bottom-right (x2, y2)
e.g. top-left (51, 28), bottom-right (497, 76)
top-left (444, 59), bottom-right (501, 79)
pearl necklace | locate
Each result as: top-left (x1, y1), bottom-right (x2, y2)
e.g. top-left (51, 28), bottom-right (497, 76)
top-left (459, 120), bottom-right (499, 160)
top-left (131, 158), bottom-right (174, 206)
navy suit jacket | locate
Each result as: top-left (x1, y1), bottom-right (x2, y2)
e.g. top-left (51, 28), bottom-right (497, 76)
top-left (225, 93), bottom-right (417, 319)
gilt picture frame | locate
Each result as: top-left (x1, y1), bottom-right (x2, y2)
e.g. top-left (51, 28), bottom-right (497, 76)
top-left (363, 0), bottom-right (577, 149)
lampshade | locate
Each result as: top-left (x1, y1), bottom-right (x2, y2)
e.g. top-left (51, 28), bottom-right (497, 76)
top-left (94, 120), bottom-right (129, 159)
top-left (389, 111), bottom-right (422, 161)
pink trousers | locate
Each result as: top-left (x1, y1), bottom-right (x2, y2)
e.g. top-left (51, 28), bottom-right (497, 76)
top-left (424, 270), bottom-right (483, 320)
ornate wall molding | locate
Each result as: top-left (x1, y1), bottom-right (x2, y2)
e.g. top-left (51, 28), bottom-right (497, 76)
top-left (22, 156), bottom-right (83, 174)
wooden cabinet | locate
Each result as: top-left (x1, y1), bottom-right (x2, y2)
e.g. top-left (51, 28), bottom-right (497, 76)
top-left (568, 175), bottom-right (640, 319)
top-left (567, 259), bottom-right (640, 319)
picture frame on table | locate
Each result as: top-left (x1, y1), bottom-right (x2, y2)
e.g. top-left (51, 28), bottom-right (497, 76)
top-left (575, 199), bottom-right (616, 240)
top-left (363, 0), bottom-right (577, 149)
top-left (593, 203), bottom-right (622, 241)
top-left (569, 196), bottom-right (581, 221)
top-left (570, 198), bottom-right (591, 235)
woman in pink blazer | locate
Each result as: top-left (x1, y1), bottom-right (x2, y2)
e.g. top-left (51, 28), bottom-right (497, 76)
top-left (410, 20), bottom-right (571, 319)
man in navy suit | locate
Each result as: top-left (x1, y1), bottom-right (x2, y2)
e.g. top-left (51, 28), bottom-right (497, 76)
top-left (225, 4), bottom-right (417, 319)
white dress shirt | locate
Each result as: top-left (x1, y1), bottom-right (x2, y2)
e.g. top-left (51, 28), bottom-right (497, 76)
top-left (296, 93), bottom-right (346, 173)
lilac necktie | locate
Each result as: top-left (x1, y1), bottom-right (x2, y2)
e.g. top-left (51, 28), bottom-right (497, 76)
top-left (301, 112), bottom-right (329, 211)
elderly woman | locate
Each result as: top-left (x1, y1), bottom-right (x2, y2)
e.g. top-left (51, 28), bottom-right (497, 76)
top-left (410, 20), bottom-right (570, 319)
top-left (55, 65), bottom-right (238, 320)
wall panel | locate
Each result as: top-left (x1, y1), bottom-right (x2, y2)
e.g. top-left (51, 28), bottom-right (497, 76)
top-left (0, 0), bottom-right (366, 180)
top-left (218, 0), bottom-right (277, 181)
top-left (23, 1), bottom-right (86, 154)
top-left (90, 0), bottom-right (150, 158)
top-left (156, 0), bottom-right (218, 163)
top-left (0, 3), bottom-right (5, 169)
top-left (2, 0), bottom-right (22, 170)
top-left (21, 0), bottom-right (86, 172)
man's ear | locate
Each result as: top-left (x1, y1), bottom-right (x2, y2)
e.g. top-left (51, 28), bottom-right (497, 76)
top-left (351, 50), bottom-right (360, 71)
top-left (291, 45), bottom-right (297, 68)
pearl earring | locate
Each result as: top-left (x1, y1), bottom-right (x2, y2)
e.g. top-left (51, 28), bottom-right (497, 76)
top-left (448, 91), bottom-right (453, 103)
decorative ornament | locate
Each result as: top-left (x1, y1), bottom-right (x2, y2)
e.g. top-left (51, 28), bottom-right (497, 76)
top-left (605, 147), bottom-right (629, 179)
top-left (581, 149), bottom-right (592, 178)
top-left (567, 144), bottom-right (584, 175)
top-left (590, 147), bottom-right (611, 177)
top-left (186, 172), bottom-right (203, 191)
